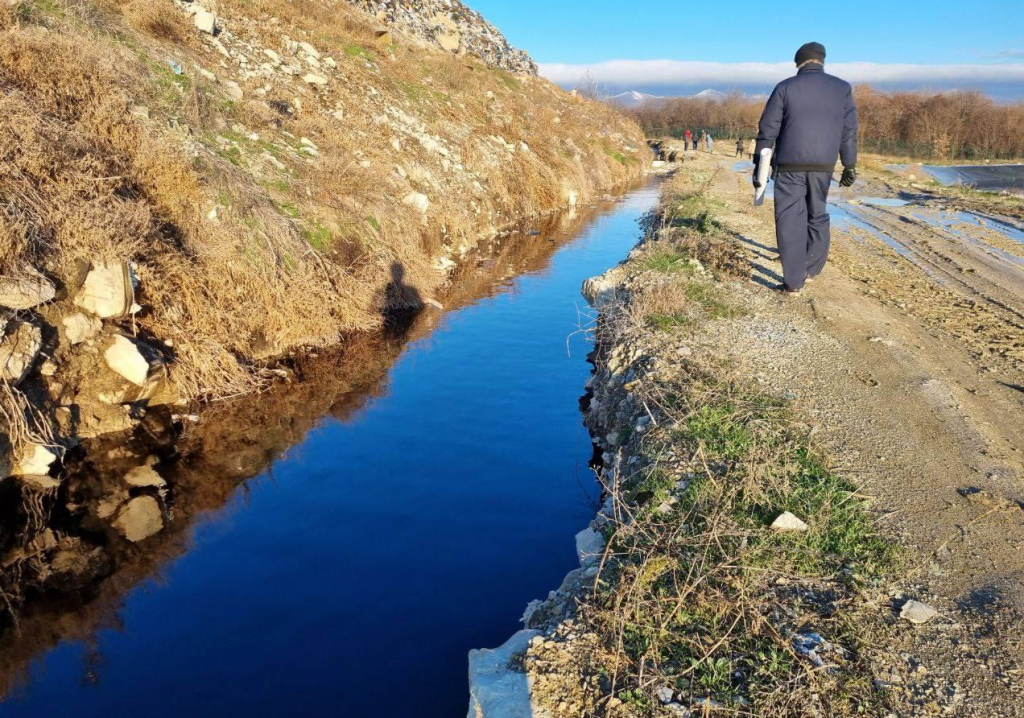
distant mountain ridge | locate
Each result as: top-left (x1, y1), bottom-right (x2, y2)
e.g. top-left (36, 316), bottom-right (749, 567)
top-left (607, 88), bottom-right (769, 107)
top-left (606, 90), bottom-right (664, 107)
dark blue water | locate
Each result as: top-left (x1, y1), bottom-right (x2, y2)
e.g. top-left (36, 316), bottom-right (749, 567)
top-left (0, 183), bottom-right (659, 717)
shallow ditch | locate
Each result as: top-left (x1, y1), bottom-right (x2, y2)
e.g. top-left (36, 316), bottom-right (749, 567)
top-left (0, 182), bottom-right (661, 717)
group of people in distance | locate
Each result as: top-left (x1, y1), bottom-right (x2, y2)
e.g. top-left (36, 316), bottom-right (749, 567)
top-left (682, 128), bottom-right (713, 153)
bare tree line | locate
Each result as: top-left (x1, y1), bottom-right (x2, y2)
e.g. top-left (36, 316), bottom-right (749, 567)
top-left (628, 87), bottom-right (1024, 160)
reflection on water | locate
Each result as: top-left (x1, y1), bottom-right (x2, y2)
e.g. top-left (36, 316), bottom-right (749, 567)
top-left (0, 181), bottom-right (661, 717)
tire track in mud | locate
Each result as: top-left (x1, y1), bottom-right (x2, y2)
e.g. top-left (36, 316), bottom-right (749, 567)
top-left (825, 203), bottom-right (1024, 376)
top-left (841, 203), bottom-right (1024, 326)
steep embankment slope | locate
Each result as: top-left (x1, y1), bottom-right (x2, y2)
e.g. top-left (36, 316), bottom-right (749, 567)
top-left (0, 0), bottom-right (643, 478)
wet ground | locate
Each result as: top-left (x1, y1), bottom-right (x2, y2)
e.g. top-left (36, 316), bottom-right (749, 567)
top-left (0, 183), bottom-right (661, 716)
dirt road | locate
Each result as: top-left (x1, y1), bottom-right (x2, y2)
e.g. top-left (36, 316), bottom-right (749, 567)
top-left (675, 145), bottom-right (1024, 716)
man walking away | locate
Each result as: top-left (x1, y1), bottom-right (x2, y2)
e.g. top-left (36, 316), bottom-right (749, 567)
top-left (754, 42), bottom-right (857, 295)
top-left (706, 132), bottom-right (714, 153)
top-left (736, 138), bottom-right (745, 157)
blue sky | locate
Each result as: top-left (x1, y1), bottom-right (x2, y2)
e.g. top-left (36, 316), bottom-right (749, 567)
top-left (469, 0), bottom-right (1024, 98)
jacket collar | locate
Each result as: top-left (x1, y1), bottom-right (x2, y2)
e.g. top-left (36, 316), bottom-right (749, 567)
top-left (797, 64), bottom-right (825, 74)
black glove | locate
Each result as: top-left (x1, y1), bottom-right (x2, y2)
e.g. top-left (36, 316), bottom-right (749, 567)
top-left (840, 166), bottom-right (857, 187)
top-left (752, 159), bottom-right (762, 188)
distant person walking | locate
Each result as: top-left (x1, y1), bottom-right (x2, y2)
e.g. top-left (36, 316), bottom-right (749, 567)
top-left (754, 42), bottom-right (857, 295)
top-left (747, 138), bottom-right (756, 160)
top-left (736, 138), bottom-right (745, 157)
top-left (705, 133), bottom-right (713, 153)
top-left (685, 129), bottom-right (692, 149)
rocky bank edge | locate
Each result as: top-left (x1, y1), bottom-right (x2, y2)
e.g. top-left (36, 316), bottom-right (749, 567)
top-left (465, 258), bottom-right (629, 718)
top-left (465, 239), bottom-right (716, 718)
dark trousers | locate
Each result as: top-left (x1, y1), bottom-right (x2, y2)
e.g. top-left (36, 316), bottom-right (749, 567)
top-left (773, 171), bottom-right (832, 290)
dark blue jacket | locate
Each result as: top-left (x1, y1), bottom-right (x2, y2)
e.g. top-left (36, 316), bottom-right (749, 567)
top-left (755, 65), bottom-right (858, 172)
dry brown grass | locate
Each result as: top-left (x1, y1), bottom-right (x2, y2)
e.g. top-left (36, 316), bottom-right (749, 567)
top-left (95, 0), bottom-right (190, 42)
top-left (0, 0), bottom-right (642, 408)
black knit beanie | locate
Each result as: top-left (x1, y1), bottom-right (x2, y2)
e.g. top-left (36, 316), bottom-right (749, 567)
top-left (795, 42), bottom-right (826, 65)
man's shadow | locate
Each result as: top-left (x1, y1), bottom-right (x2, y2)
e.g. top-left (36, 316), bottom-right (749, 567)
top-left (723, 230), bottom-right (783, 287)
top-left (380, 262), bottom-right (424, 340)
top-left (749, 262), bottom-right (784, 288)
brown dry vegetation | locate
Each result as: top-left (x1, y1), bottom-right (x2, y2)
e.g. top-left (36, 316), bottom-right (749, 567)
top-left (630, 86), bottom-right (1024, 160)
top-left (0, 0), bottom-right (643, 401)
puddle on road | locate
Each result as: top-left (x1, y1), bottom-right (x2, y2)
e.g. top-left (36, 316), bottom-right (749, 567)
top-left (830, 196), bottom-right (913, 248)
top-left (855, 197), bottom-right (910, 208)
top-left (832, 199), bottom-right (1024, 286)
top-left (829, 201), bottom-right (904, 251)
top-left (829, 200), bottom-right (953, 286)
top-left (732, 161), bottom-right (774, 199)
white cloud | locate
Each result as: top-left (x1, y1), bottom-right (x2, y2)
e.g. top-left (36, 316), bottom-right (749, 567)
top-left (539, 59), bottom-right (1024, 89)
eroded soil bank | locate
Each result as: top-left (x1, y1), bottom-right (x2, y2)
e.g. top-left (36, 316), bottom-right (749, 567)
top-left (471, 146), bottom-right (1024, 718)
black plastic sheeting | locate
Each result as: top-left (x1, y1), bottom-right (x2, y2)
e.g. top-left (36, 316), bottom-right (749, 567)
top-left (921, 164), bottom-right (1024, 195)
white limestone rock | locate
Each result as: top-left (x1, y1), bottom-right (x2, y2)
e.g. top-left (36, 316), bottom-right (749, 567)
top-left (771, 511), bottom-right (809, 532)
top-left (63, 312), bottom-right (102, 345)
top-left (581, 267), bottom-right (626, 309)
top-left (104, 335), bottom-right (165, 387)
top-left (74, 262), bottom-right (137, 319)
top-left (403, 192), bottom-right (430, 214)
top-left (467, 630), bottom-right (542, 718)
top-left (194, 10), bottom-right (217, 35)
top-left (900, 600), bottom-right (938, 625)
top-left (12, 443), bottom-right (58, 477)
top-left (0, 320), bottom-right (42, 385)
top-left (575, 527), bottom-right (605, 567)
top-left (0, 267), bottom-right (56, 310)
